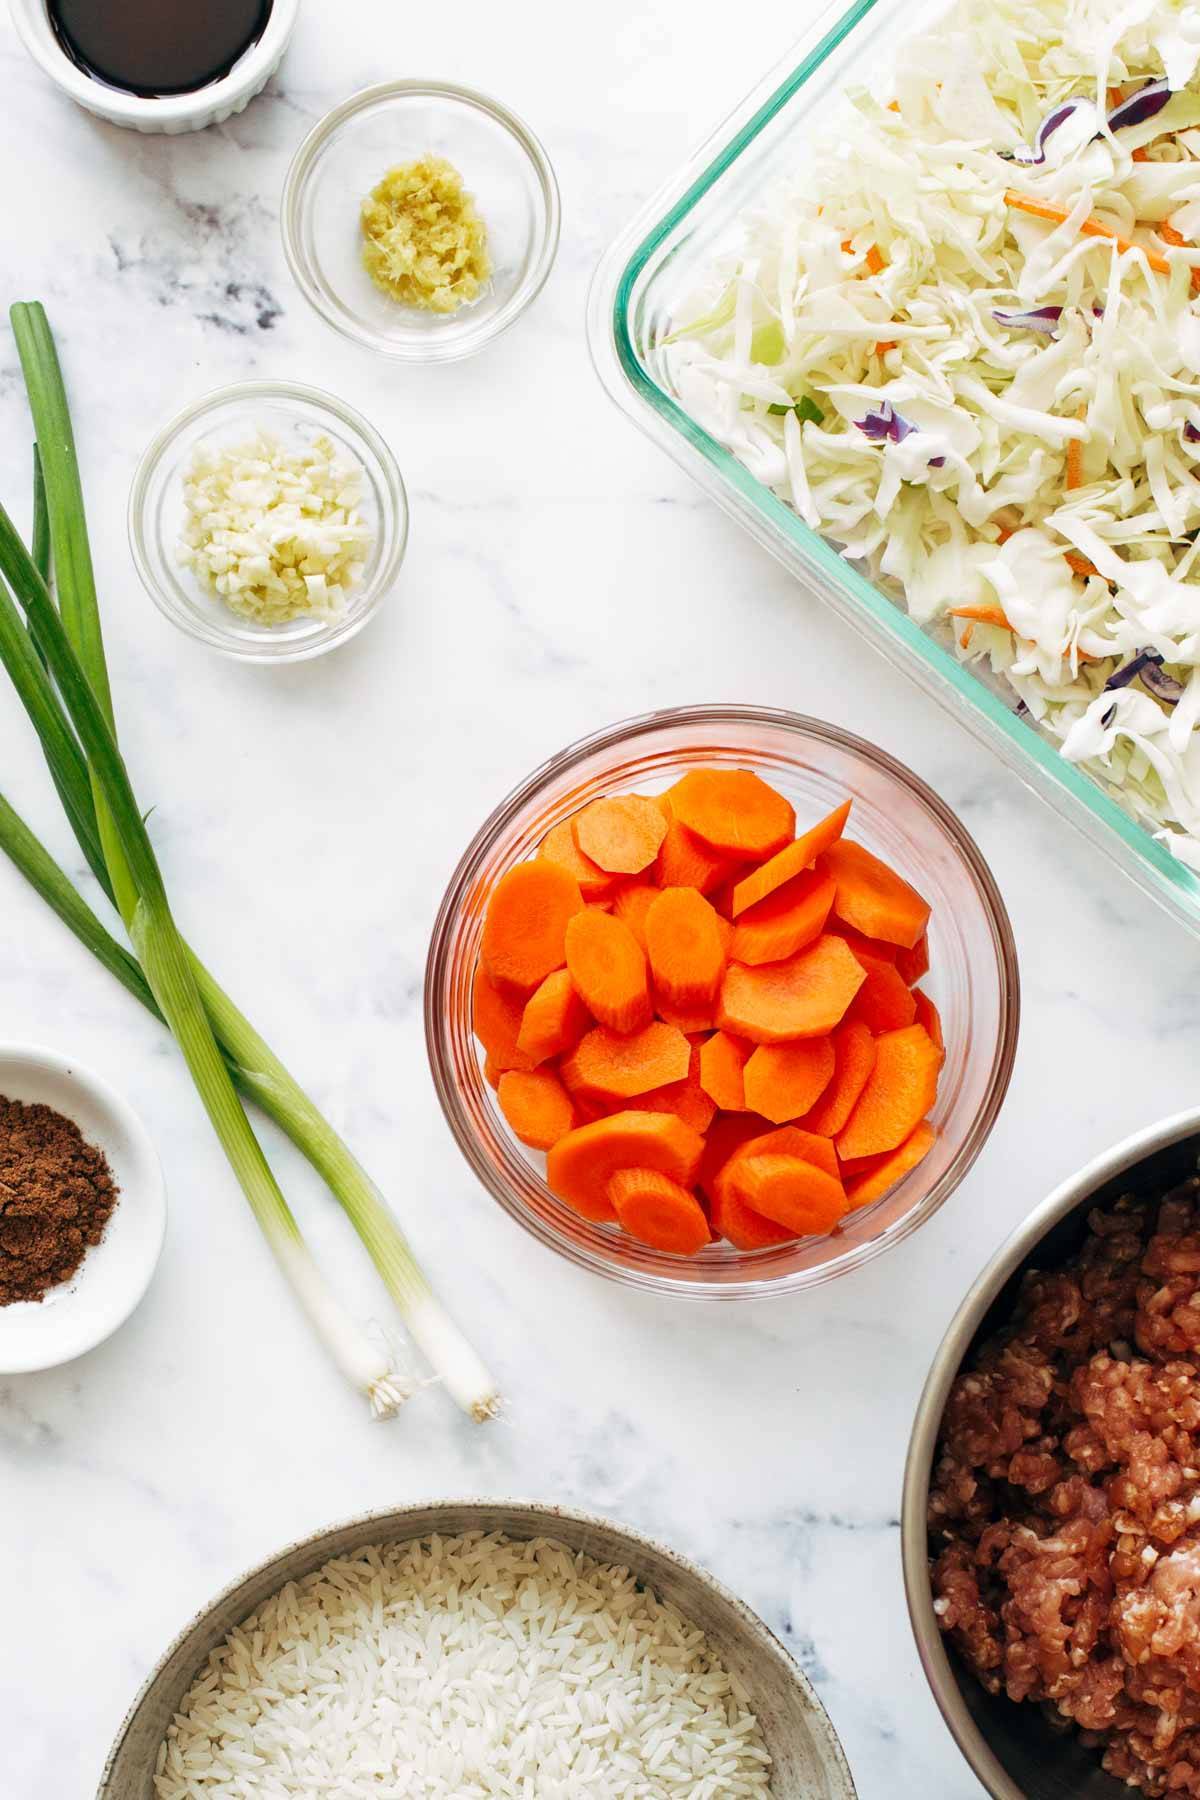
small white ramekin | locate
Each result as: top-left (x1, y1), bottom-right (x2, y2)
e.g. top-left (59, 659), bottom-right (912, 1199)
top-left (8, 0), bottom-right (299, 135)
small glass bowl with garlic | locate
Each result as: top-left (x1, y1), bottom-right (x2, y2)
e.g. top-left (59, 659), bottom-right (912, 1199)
top-left (128, 380), bottom-right (408, 662)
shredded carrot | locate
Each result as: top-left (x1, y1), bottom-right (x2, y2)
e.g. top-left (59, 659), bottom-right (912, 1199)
top-left (865, 244), bottom-right (886, 276)
top-left (949, 603), bottom-right (1013, 630)
top-left (1160, 221), bottom-right (1187, 247)
top-left (1004, 190), bottom-right (1172, 276)
top-left (1064, 551), bottom-right (1102, 579)
top-left (1131, 145), bottom-right (1150, 161)
top-left (887, 99), bottom-right (901, 112)
top-left (875, 340), bottom-right (897, 355)
top-left (958, 625), bottom-right (974, 650)
top-left (1107, 86), bottom-right (1124, 109)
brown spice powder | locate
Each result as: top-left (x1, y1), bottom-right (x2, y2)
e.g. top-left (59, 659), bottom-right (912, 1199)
top-left (0, 1093), bottom-right (119, 1305)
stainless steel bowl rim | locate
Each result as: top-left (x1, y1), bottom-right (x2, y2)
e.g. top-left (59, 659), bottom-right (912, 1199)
top-left (100, 1494), bottom-right (857, 1797)
top-left (901, 1104), bottom-right (1200, 1800)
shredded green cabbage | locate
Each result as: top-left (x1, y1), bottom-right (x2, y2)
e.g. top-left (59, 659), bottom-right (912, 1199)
top-left (672, 0), bottom-right (1200, 869)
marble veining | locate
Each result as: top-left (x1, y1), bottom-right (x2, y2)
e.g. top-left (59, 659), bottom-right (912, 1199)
top-left (2, 3), bottom-right (1200, 1796)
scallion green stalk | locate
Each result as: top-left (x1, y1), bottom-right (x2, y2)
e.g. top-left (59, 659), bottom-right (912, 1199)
top-left (0, 502), bottom-right (408, 1419)
top-left (3, 302), bottom-right (499, 1421)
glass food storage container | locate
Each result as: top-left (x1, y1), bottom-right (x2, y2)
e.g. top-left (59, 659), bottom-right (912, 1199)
top-left (586, 0), bottom-right (1200, 942)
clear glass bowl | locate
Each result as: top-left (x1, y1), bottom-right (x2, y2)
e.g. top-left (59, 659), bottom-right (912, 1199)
top-left (426, 705), bottom-right (1019, 1299)
top-left (280, 80), bottom-right (560, 362)
top-left (127, 379), bottom-right (408, 663)
top-left (586, 0), bottom-right (1200, 941)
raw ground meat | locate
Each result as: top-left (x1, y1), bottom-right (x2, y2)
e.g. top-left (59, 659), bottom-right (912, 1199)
top-left (929, 1179), bottom-right (1200, 1794)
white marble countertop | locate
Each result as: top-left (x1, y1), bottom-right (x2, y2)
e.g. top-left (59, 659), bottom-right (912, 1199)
top-left (2, 2), bottom-right (1200, 1795)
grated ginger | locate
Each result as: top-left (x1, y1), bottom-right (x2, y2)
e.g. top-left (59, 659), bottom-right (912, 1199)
top-left (178, 432), bottom-right (373, 627)
top-left (360, 154), bottom-right (490, 314)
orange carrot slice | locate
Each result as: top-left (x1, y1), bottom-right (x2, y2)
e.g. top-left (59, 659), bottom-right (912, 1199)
top-left (611, 882), bottom-right (659, 950)
top-left (496, 1068), bottom-right (575, 1150)
top-left (743, 1037), bottom-right (836, 1124)
top-left (800, 1020), bottom-right (876, 1137)
top-left (1066, 402), bottom-right (1088, 490)
top-left (607, 1168), bottom-right (710, 1254)
top-left (836, 1023), bottom-right (941, 1159)
top-left (847, 961), bottom-right (917, 1034)
top-left (1003, 190), bottom-right (1173, 275)
top-left (730, 870), bottom-right (836, 966)
top-left (546, 1110), bottom-right (705, 1222)
top-left (948, 603), bottom-right (1014, 630)
top-left (645, 886), bottom-right (726, 1010)
top-left (654, 994), bottom-right (718, 1034)
top-left (656, 818), bottom-right (742, 894)
top-left (561, 1021), bottom-right (690, 1102)
top-left (822, 840), bottom-right (930, 949)
top-left (912, 988), bottom-right (944, 1055)
top-left (637, 1044), bottom-right (718, 1135)
top-left (844, 1121), bottom-right (936, 1209)
top-left (669, 769), bottom-right (795, 859)
top-left (698, 1030), bottom-right (752, 1110)
top-left (724, 1153), bottom-right (847, 1235)
top-left (865, 243), bottom-right (886, 275)
top-left (724, 1122), bottom-right (840, 1181)
top-left (482, 860), bottom-right (584, 993)
top-left (574, 795), bottom-right (669, 875)
top-left (483, 1057), bottom-right (501, 1090)
top-left (564, 910), bottom-right (651, 1034)
top-left (718, 934), bottom-right (865, 1043)
top-left (517, 969), bottom-right (592, 1064)
top-left (710, 1182), bottom-right (795, 1250)
top-left (539, 818), bottom-right (615, 901)
top-left (832, 923), bottom-right (900, 972)
top-left (697, 1110), bottom-right (776, 1202)
top-left (894, 933), bottom-right (929, 986)
top-left (731, 799), bottom-right (851, 916)
top-left (473, 966), bottom-right (538, 1072)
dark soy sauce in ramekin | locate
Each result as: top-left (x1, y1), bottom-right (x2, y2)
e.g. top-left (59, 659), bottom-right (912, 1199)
top-left (48, 0), bottom-right (273, 97)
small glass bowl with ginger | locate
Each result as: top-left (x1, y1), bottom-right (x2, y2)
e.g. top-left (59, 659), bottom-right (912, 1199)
top-left (282, 80), bottom-right (559, 362)
top-left (425, 705), bottom-right (1019, 1300)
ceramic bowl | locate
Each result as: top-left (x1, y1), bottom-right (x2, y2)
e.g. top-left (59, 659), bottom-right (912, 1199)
top-left (100, 1498), bottom-right (857, 1797)
top-left (8, 0), bottom-right (298, 133)
top-left (0, 1044), bottom-right (166, 1373)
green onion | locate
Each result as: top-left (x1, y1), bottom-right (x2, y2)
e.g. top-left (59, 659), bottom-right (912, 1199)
top-left (1, 303), bottom-right (498, 1421)
top-left (767, 395), bottom-right (825, 425)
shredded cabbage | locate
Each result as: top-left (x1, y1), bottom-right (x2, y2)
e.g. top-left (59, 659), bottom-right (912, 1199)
top-left (672, 0), bottom-right (1200, 866)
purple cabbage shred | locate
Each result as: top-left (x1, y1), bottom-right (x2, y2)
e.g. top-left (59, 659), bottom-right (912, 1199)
top-left (992, 305), bottom-right (1064, 333)
top-left (1185, 421), bottom-right (1200, 445)
top-left (854, 401), bottom-right (916, 444)
top-left (1107, 79), bottom-right (1172, 134)
top-left (1104, 649), bottom-right (1184, 705)
top-left (1006, 100), bottom-right (1083, 166)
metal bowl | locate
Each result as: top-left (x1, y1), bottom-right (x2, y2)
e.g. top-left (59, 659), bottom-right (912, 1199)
top-left (901, 1107), bottom-right (1200, 1799)
top-left (100, 1498), bottom-right (857, 1798)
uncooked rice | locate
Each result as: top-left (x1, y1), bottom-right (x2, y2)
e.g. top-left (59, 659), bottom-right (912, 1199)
top-left (153, 1530), bottom-right (774, 1798)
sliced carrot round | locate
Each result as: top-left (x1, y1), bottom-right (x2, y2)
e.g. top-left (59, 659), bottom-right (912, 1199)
top-left (645, 886), bottom-right (726, 1011)
top-left (669, 769), bottom-right (795, 858)
top-left (725, 1153), bottom-right (847, 1236)
top-left (847, 962), bottom-right (917, 1034)
top-left (836, 1023), bottom-right (941, 1160)
top-left (731, 799), bottom-right (851, 916)
top-left (539, 817), bottom-right (615, 901)
top-left (730, 870), bottom-right (836, 966)
top-left (546, 1110), bottom-right (705, 1221)
top-left (575, 795), bottom-right (668, 875)
top-left (698, 1030), bottom-right (751, 1110)
top-left (718, 935), bottom-right (865, 1043)
top-left (637, 1044), bottom-right (718, 1135)
top-left (656, 818), bottom-right (741, 893)
top-left (606, 1167), bottom-right (710, 1254)
top-left (913, 988), bottom-right (944, 1056)
top-left (517, 968), bottom-right (592, 1065)
top-left (497, 1069), bottom-right (575, 1150)
top-left (481, 860), bottom-right (583, 992)
top-left (564, 909), bottom-right (651, 1034)
top-left (895, 933), bottom-right (930, 986)
top-left (743, 1037), bottom-right (836, 1124)
top-left (560, 1020), bottom-right (689, 1101)
top-left (697, 1110), bottom-right (776, 1203)
top-left (710, 1181), bottom-right (796, 1250)
top-left (800, 1019), bottom-right (876, 1137)
top-left (723, 1122), bottom-right (840, 1181)
top-left (611, 882), bottom-right (659, 951)
top-left (473, 966), bottom-right (537, 1073)
top-left (844, 1121), bottom-right (936, 1210)
top-left (823, 840), bottom-right (930, 950)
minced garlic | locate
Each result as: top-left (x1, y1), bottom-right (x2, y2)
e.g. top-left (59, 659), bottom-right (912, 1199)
top-left (179, 432), bottom-right (373, 626)
top-left (360, 155), bottom-right (490, 314)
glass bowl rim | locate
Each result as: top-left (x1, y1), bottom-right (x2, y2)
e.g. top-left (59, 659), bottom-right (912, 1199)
top-left (126, 376), bottom-right (409, 664)
top-left (425, 702), bottom-right (1021, 1300)
top-left (279, 77), bottom-right (562, 364)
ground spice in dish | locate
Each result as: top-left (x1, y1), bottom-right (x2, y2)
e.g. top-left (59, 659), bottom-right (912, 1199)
top-left (0, 1094), bottom-right (118, 1305)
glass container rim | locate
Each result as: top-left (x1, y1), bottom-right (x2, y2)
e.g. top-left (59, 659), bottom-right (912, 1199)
top-left (425, 703), bottom-right (1021, 1301)
top-left (279, 78), bottom-right (562, 364)
top-left (126, 377), bottom-right (409, 664)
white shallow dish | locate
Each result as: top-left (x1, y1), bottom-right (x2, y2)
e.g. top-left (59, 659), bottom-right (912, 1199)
top-left (8, 0), bottom-right (298, 134)
top-left (100, 1499), bottom-right (858, 1798)
top-left (0, 1044), bottom-right (166, 1372)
